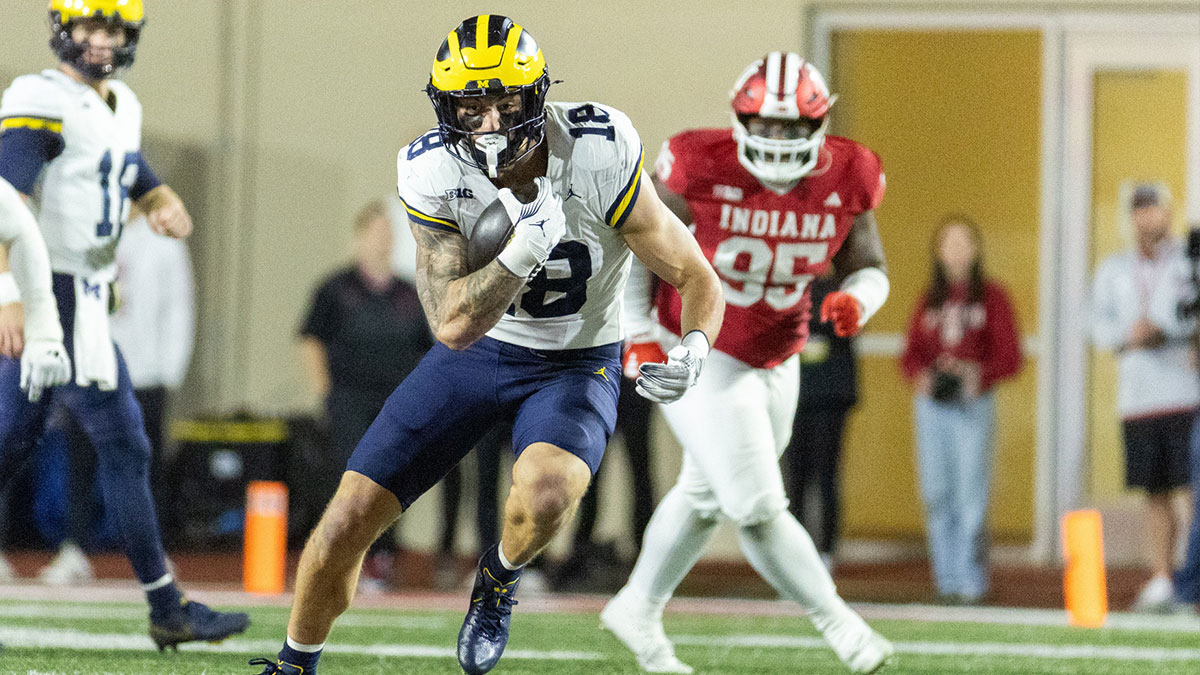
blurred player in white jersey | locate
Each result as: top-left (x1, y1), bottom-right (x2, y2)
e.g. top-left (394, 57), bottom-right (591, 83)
top-left (0, 0), bottom-right (248, 649)
top-left (250, 14), bottom-right (724, 675)
top-left (604, 53), bottom-right (895, 674)
top-left (0, 175), bottom-right (71, 408)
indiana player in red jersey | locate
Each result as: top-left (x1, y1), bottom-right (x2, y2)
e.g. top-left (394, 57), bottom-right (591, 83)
top-left (604, 53), bottom-right (894, 674)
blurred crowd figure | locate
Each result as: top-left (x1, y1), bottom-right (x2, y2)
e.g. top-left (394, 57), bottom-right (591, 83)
top-left (901, 215), bottom-right (1022, 605)
top-left (1151, 214), bottom-right (1200, 611)
top-left (297, 200), bottom-right (433, 592)
top-left (1091, 184), bottom-right (1198, 612)
top-left (785, 272), bottom-right (859, 571)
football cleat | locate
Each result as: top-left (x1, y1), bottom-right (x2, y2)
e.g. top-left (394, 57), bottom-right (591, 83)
top-left (39, 542), bottom-right (95, 586)
top-left (601, 589), bottom-right (693, 674)
top-left (819, 610), bottom-right (895, 674)
top-left (248, 658), bottom-right (306, 674)
top-left (149, 599), bottom-right (250, 651)
top-left (457, 556), bottom-right (521, 675)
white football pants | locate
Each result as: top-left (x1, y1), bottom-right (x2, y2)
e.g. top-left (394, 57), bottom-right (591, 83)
top-left (663, 349), bottom-right (799, 523)
top-left (623, 349), bottom-right (844, 617)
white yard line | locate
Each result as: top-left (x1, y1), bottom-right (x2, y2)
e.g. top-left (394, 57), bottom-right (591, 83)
top-left (0, 626), bottom-right (601, 661)
top-left (0, 603), bottom-right (448, 630)
top-left (1, 585), bottom-right (1196, 633)
top-left (672, 634), bottom-right (1200, 662)
top-left (4, 618), bottom-right (1200, 665)
top-left (851, 602), bottom-right (1200, 633)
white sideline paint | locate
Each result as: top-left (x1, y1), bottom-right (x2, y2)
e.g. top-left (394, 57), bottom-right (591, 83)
top-left (852, 602), bottom-right (1200, 633)
top-left (5, 619), bottom-right (1200, 664)
top-left (0, 626), bottom-right (602, 661)
top-left (672, 634), bottom-right (1200, 662)
top-left (0, 603), bottom-right (448, 630)
top-left (2, 590), bottom-right (1200, 632)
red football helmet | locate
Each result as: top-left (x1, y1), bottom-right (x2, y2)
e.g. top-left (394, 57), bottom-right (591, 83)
top-left (730, 52), bottom-right (837, 185)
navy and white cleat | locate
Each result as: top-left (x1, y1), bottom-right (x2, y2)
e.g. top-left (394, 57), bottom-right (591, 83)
top-left (248, 658), bottom-right (306, 674)
top-left (149, 599), bottom-right (250, 651)
top-left (457, 558), bottom-right (521, 674)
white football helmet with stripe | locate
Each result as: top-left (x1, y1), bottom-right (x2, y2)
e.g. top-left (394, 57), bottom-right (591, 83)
top-left (730, 52), bottom-right (837, 185)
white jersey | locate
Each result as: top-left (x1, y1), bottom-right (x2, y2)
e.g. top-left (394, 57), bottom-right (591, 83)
top-left (0, 69), bottom-right (146, 280)
top-left (397, 101), bottom-right (644, 350)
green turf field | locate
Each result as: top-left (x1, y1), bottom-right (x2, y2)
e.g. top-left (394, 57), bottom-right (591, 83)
top-left (1, 599), bottom-right (1198, 674)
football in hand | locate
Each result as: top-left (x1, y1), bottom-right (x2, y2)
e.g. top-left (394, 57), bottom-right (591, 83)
top-left (466, 182), bottom-right (538, 272)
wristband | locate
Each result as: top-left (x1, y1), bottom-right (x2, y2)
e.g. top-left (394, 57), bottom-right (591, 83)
top-left (840, 267), bottom-right (889, 326)
top-left (681, 329), bottom-right (710, 360)
top-left (0, 272), bottom-right (19, 305)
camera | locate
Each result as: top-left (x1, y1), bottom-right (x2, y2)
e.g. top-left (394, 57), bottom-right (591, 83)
top-left (931, 370), bottom-right (963, 402)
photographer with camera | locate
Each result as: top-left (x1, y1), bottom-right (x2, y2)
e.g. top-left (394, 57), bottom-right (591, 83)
top-left (901, 215), bottom-right (1022, 605)
top-left (1091, 184), bottom-right (1198, 612)
top-left (1148, 214), bottom-right (1200, 613)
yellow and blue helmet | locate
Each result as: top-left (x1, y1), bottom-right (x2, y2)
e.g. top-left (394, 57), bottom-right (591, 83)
top-left (48, 0), bottom-right (145, 80)
top-left (425, 15), bottom-right (551, 175)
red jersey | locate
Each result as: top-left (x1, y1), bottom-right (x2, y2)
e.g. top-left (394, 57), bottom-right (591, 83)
top-left (899, 280), bottom-right (1023, 392)
top-left (654, 129), bottom-right (885, 368)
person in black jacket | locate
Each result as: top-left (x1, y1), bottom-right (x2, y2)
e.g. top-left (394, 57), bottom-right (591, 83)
top-left (784, 272), bottom-right (859, 570)
top-left (298, 200), bottom-right (433, 592)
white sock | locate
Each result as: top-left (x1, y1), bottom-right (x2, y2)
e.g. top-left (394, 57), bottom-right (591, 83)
top-left (625, 485), bottom-right (719, 610)
top-left (286, 636), bottom-right (325, 652)
top-left (737, 510), bottom-right (846, 626)
top-left (139, 573), bottom-right (174, 592)
top-left (497, 542), bottom-right (523, 571)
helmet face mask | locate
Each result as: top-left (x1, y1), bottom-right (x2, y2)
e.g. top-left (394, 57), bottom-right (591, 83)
top-left (48, 0), bottom-right (144, 81)
top-left (426, 15), bottom-right (551, 178)
top-left (729, 52), bottom-right (836, 187)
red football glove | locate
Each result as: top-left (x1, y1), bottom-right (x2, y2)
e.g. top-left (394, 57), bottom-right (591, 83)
top-left (820, 291), bottom-right (863, 337)
top-left (623, 341), bottom-right (669, 379)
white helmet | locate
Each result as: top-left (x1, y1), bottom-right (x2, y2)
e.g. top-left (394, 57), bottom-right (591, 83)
top-left (730, 52), bottom-right (837, 185)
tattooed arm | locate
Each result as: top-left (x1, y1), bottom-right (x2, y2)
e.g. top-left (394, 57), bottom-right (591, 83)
top-left (410, 222), bottom-right (526, 350)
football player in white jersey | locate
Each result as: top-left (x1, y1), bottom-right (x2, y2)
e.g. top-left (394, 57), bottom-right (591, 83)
top-left (0, 176), bottom-right (71, 403)
top-left (0, 0), bottom-right (249, 649)
top-left (250, 15), bottom-right (724, 675)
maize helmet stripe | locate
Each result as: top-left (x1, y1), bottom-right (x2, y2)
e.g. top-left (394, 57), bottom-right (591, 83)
top-left (50, 0), bottom-right (145, 24)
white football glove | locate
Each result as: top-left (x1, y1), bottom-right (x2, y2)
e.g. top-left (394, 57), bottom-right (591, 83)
top-left (496, 176), bottom-right (567, 278)
top-left (20, 337), bottom-right (70, 403)
top-left (636, 330), bottom-right (710, 404)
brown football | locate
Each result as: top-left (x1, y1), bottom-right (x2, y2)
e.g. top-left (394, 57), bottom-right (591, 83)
top-left (466, 182), bottom-right (538, 273)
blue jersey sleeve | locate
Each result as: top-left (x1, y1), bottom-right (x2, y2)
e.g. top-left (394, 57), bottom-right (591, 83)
top-left (129, 152), bottom-right (161, 201)
top-left (0, 74), bottom-right (68, 195)
top-left (0, 123), bottom-right (63, 195)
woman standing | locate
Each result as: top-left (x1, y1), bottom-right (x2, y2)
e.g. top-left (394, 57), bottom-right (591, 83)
top-left (900, 215), bottom-right (1022, 605)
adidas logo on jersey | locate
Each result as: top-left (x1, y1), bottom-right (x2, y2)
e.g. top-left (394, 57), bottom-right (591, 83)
top-left (718, 204), bottom-right (838, 240)
top-left (824, 192), bottom-right (842, 207)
